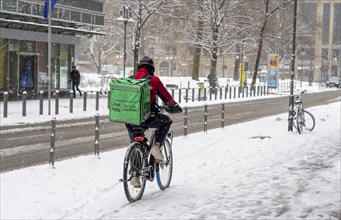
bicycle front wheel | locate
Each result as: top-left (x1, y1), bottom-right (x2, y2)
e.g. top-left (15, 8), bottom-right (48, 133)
top-left (156, 138), bottom-right (173, 190)
top-left (123, 143), bottom-right (146, 203)
top-left (302, 109), bottom-right (315, 131)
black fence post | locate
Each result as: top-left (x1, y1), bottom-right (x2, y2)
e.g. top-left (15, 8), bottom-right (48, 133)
top-left (185, 89), bottom-right (189, 103)
top-left (69, 91), bottom-right (73, 113)
top-left (96, 91), bottom-right (99, 111)
top-left (225, 86), bottom-right (228, 99)
top-left (22, 91), bottom-right (27, 117)
top-left (39, 91), bottom-right (44, 115)
top-left (94, 113), bottom-right (100, 158)
top-left (55, 90), bottom-right (59, 115)
top-left (204, 104), bottom-right (208, 133)
top-left (84, 91), bottom-right (87, 111)
top-left (178, 89), bottom-right (182, 103)
top-left (49, 117), bottom-right (56, 168)
top-left (107, 91), bottom-right (110, 109)
top-left (3, 91), bottom-right (8, 118)
top-left (221, 103), bottom-right (225, 128)
top-left (204, 88), bottom-right (207, 101)
top-left (229, 87), bottom-right (232, 99)
top-left (184, 107), bottom-right (188, 137)
top-left (192, 88), bottom-right (195, 102)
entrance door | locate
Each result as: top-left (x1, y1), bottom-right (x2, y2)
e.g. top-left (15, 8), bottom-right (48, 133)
top-left (18, 55), bottom-right (37, 94)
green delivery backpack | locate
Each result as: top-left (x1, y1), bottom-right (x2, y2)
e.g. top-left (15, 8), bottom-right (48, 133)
top-left (109, 77), bottom-right (151, 125)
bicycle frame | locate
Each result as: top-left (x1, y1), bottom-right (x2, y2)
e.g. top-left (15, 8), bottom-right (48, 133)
top-left (292, 90), bottom-right (315, 133)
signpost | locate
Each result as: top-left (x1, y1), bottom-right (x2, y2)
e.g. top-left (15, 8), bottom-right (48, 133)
top-left (267, 54), bottom-right (279, 89)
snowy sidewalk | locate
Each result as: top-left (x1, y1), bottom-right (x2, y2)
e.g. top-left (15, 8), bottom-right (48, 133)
top-left (1, 101), bottom-right (340, 220)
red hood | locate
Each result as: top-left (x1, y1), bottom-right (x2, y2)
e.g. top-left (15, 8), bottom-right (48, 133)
top-left (134, 68), bottom-right (150, 79)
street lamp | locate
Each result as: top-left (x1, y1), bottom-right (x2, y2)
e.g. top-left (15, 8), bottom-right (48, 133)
top-left (116, 4), bottom-right (135, 77)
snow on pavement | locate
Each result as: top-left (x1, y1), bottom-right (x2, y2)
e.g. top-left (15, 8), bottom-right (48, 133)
top-left (0, 101), bottom-right (340, 220)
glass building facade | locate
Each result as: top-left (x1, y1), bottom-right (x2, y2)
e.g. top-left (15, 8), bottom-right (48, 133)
top-left (0, 0), bottom-right (104, 100)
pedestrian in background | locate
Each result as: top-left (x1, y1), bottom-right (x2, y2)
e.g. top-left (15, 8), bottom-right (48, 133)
top-left (69, 65), bottom-right (82, 98)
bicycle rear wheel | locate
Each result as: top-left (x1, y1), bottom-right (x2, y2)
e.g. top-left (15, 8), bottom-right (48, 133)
top-left (156, 138), bottom-right (173, 190)
top-left (123, 143), bottom-right (146, 203)
top-left (302, 109), bottom-right (315, 131)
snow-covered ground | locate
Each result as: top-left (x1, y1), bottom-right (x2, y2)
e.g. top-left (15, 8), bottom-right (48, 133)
top-left (1, 100), bottom-right (340, 219)
top-left (0, 76), bottom-right (340, 219)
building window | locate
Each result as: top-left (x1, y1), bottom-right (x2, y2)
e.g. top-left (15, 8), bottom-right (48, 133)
top-left (333, 3), bottom-right (341, 45)
top-left (322, 3), bottom-right (330, 45)
top-left (60, 44), bottom-right (70, 89)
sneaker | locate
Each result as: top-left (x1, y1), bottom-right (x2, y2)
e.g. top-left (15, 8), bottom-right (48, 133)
top-left (150, 143), bottom-right (164, 162)
top-left (130, 176), bottom-right (141, 188)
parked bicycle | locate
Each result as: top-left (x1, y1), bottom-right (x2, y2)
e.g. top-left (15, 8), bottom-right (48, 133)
top-left (119, 106), bottom-right (176, 203)
top-left (293, 90), bottom-right (316, 134)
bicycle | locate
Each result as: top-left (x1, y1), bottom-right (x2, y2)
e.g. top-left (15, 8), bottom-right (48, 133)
top-left (293, 90), bottom-right (316, 134)
top-left (119, 106), bottom-right (177, 203)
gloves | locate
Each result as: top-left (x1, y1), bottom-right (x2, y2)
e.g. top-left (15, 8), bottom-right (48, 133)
top-left (165, 102), bottom-right (182, 114)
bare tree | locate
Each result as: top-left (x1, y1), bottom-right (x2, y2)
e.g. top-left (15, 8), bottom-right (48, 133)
top-left (77, 0), bottom-right (122, 75)
top-left (185, 0), bottom-right (242, 87)
top-left (128, 0), bottom-right (166, 73)
top-left (250, 0), bottom-right (293, 87)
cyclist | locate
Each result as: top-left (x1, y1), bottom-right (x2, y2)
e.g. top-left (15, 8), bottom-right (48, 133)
top-left (125, 56), bottom-right (182, 187)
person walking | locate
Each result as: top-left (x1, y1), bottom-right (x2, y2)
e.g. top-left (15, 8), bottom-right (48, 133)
top-left (69, 65), bottom-right (82, 98)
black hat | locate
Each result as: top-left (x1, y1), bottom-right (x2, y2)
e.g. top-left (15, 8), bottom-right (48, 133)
top-left (72, 65), bottom-right (76, 69)
top-left (138, 56), bottom-right (155, 74)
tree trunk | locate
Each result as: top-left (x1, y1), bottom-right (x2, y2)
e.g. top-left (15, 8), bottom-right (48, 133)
top-left (192, 0), bottom-right (204, 81)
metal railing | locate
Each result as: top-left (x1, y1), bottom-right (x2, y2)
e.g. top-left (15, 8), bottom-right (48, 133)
top-left (0, 0), bottom-right (104, 28)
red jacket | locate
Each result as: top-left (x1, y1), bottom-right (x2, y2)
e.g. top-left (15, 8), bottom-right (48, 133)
top-left (134, 68), bottom-right (175, 106)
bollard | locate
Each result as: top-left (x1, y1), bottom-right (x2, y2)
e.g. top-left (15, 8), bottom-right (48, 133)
top-left (178, 88), bottom-right (182, 103)
top-left (83, 91), bottom-right (87, 111)
top-left (233, 87), bottom-right (236, 99)
top-left (204, 104), bottom-right (208, 133)
top-left (198, 88), bottom-right (201, 101)
top-left (171, 88), bottom-right (174, 99)
top-left (96, 91), bottom-right (99, 111)
top-left (3, 91), bottom-right (8, 118)
top-left (221, 103), bottom-right (225, 128)
top-left (69, 90), bottom-right (73, 113)
top-left (107, 91), bottom-right (110, 109)
top-left (225, 86), bottom-right (228, 99)
top-left (219, 87), bottom-right (222, 100)
top-left (242, 86), bottom-right (245, 98)
top-left (185, 89), bottom-right (189, 103)
top-left (238, 87), bottom-right (241, 98)
top-left (209, 88), bottom-right (212, 100)
top-left (246, 86), bottom-right (249, 97)
top-left (192, 88), bottom-right (195, 102)
top-left (204, 88), bottom-right (207, 101)
top-left (229, 87), bottom-right (232, 99)
top-left (22, 91), bottom-right (27, 117)
top-left (184, 107), bottom-right (188, 137)
top-left (55, 90), bottom-right (59, 115)
top-left (49, 117), bottom-right (56, 168)
top-left (39, 91), bottom-right (44, 115)
top-left (94, 113), bottom-right (100, 158)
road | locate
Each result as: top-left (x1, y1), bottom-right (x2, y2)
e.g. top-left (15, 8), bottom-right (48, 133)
top-left (1, 90), bottom-right (340, 172)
